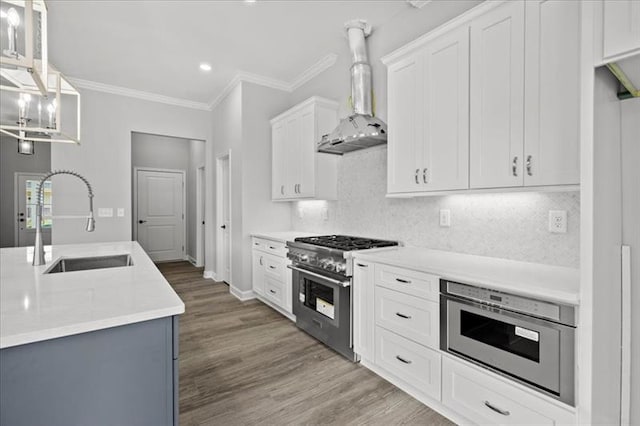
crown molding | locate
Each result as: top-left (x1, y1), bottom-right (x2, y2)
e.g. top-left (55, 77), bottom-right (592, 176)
top-left (290, 53), bottom-right (338, 91)
top-left (68, 52), bottom-right (338, 113)
top-left (209, 53), bottom-right (338, 110)
top-left (67, 77), bottom-right (212, 111)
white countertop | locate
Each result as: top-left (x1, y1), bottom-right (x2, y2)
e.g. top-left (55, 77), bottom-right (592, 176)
top-left (250, 231), bottom-right (319, 243)
top-left (0, 241), bottom-right (185, 349)
top-left (353, 247), bottom-right (580, 305)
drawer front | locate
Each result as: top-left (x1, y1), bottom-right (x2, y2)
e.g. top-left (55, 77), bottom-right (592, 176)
top-left (253, 238), bottom-right (287, 257)
top-left (442, 357), bottom-right (575, 425)
top-left (263, 254), bottom-right (286, 281)
top-left (375, 326), bottom-right (441, 401)
top-left (264, 276), bottom-right (285, 307)
top-left (375, 286), bottom-right (439, 348)
top-left (375, 264), bottom-right (439, 302)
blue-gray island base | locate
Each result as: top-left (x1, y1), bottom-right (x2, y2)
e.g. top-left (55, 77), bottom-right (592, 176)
top-left (0, 316), bottom-right (179, 426)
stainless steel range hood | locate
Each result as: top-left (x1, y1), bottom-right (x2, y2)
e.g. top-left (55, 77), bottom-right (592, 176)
top-left (317, 20), bottom-right (387, 155)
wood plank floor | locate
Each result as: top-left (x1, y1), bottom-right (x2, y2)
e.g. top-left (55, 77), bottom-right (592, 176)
top-left (158, 261), bottom-right (454, 426)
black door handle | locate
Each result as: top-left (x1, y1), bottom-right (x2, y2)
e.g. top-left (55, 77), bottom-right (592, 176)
top-left (138, 220), bottom-right (147, 224)
top-left (220, 225), bottom-right (226, 229)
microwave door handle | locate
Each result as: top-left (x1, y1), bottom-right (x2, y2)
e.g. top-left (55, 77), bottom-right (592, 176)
top-left (286, 265), bottom-right (351, 288)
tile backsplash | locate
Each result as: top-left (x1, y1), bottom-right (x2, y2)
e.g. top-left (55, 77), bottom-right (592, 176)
top-left (291, 147), bottom-right (580, 268)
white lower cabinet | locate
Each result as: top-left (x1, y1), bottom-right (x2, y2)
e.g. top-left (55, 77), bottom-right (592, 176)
top-left (375, 326), bottom-right (441, 401)
top-left (442, 356), bottom-right (575, 425)
top-left (353, 260), bottom-right (375, 363)
top-left (375, 286), bottom-right (439, 348)
top-left (354, 260), bottom-right (576, 425)
top-left (251, 237), bottom-right (293, 319)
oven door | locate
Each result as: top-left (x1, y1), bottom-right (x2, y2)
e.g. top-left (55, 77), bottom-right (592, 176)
top-left (441, 294), bottom-right (574, 405)
top-left (289, 265), bottom-right (354, 360)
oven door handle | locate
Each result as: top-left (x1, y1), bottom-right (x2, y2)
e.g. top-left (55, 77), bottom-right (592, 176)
top-left (287, 265), bottom-right (351, 288)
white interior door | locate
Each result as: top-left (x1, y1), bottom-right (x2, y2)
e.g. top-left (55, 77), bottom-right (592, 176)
top-left (220, 157), bottom-right (231, 283)
top-left (196, 166), bottom-right (205, 267)
top-left (15, 173), bottom-right (52, 247)
top-left (136, 169), bottom-right (184, 262)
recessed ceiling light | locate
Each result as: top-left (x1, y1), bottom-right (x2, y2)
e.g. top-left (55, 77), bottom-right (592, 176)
top-left (199, 63), bottom-right (212, 72)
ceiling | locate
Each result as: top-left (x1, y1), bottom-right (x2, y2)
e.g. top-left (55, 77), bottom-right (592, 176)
top-left (46, 1), bottom-right (410, 107)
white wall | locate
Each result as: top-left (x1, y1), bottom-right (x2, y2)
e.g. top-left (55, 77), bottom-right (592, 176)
top-left (51, 89), bottom-right (212, 263)
top-left (210, 82), bottom-right (291, 293)
top-left (621, 97), bottom-right (640, 425)
top-left (589, 67), bottom-right (623, 424)
top-left (0, 135), bottom-right (51, 247)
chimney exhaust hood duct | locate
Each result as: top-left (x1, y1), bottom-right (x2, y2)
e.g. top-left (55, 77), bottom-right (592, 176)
top-left (317, 20), bottom-right (387, 155)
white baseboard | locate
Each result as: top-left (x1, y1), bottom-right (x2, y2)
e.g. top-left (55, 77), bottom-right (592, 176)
top-left (203, 270), bottom-right (214, 280)
top-left (187, 255), bottom-right (197, 266)
top-left (230, 286), bottom-right (256, 301)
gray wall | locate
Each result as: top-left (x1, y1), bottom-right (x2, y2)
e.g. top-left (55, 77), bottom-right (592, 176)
top-left (0, 136), bottom-right (51, 248)
top-left (131, 132), bottom-right (205, 261)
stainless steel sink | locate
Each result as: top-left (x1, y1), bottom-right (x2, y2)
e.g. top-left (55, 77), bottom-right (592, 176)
top-left (44, 254), bottom-right (134, 274)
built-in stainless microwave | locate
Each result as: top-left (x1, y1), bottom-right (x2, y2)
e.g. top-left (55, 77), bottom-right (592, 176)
top-left (440, 280), bottom-right (576, 406)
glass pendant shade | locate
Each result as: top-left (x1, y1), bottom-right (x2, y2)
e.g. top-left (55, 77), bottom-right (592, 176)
top-left (17, 137), bottom-right (34, 154)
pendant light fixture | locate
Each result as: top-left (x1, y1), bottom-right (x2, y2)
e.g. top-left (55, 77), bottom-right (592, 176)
top-left (0, 0), bottom-right (81, 147)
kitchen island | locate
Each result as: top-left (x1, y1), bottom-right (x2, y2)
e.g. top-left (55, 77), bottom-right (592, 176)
top-left (0, 241), bottom-right (184, 426)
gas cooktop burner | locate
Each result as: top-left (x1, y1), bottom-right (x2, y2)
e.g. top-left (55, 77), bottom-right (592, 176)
top-left (294, 235), bottom-right (398, 251)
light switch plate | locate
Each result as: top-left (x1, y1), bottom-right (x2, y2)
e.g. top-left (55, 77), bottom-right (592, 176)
top-left (117, 208), bottom-right (125, 217)
top-left (549, 210), bottom-right (567, 233)
top-left (439, 209), bottom-right (451, 227)
top-left (98, 208), bottom-right (113, 218)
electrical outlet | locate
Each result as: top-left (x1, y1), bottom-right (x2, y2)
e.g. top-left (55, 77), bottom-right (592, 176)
top-left (548, 210), bottom-right (567, 233)
top-left (439, 209), bottom-right (451, 227)
top-left (98, 208), bottom-right (113, 218)
top-left (117, 208), bottom-right (125, 217)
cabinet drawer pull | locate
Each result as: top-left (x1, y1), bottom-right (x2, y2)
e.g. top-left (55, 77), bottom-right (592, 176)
top-left (254, 242), bottom-right (259, 246)
top-left (356, 263), bottom-right (368, 268)
top-left (415, 169), bottom-right (420, 184)
top-left (423, 168), bottom-right (428, 184)
top-left (259, 256), bottom-right (263, 266)
top-left (395, 278), bottom-right (411, 284)
top-left (269, 265), bottom-right (276, 270)
top-left (395, 355), bottom-right (412, 364)
top-left (526, 155), bottom-right (533, 176)
top-left (269, 246), bottom-right (276, 250)
top-left (269, 289), bottom-right (277, 294)
top-left (395, 312), bottom-right (411, 319)
top-left (512, 156), bottom-right (518, 177)
top-left (484, 401), bottom-right (510, 416)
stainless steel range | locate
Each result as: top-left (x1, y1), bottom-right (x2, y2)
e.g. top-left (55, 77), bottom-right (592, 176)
top-left (286, 235), bottom-right (398, 361)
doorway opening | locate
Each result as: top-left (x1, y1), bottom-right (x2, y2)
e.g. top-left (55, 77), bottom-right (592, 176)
top-left (131, 132), bottom-right (205, 263)
top-left (216, 151), bottom-right (231, 284)
top-left (14, 172), bottom-right (52, 247)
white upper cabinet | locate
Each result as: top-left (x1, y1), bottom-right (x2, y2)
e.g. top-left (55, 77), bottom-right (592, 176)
top-left (387, 25), bottom-right (470, 194)
top-left (270, 97), bottom-right (339, 201)
top-left (524, 0), bottom-right (580, 186)
top-left (384, 0), bottom-right (581, 195)
top-left (469, 0), bottom-right (525, 189)
top-left (602, 0), bottom-right (640, 61)
top-left (387, 52), bottom-right (424, 194)
top-left (424, 26), bottom-right (470, 191)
